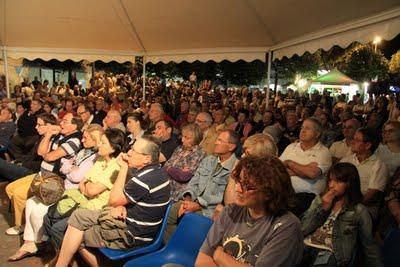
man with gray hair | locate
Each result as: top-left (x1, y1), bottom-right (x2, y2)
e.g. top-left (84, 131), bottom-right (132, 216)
top-left (196, 112), bottom-right (218, 155)
top-left (55, 136), bottom-right (170, 267)
top-left (330, 118), bottom-right (361, 163)
top-left (280, 117), bottom-right (332, 216)
top-left (103, 109), bottom-right (126, 132)
top-left (164, 130), bottom-right (239, 242)
top-left (148, 103), bottom-right (175, 131)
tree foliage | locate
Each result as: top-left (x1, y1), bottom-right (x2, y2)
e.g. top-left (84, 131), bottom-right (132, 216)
top-left (341, 44), bottom-right (389, 81)
top-left (389, 51), bottom-right (400, 74)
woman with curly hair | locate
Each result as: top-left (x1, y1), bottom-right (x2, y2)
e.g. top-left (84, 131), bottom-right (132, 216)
top-left (196, 156), bottom-right (303, 267)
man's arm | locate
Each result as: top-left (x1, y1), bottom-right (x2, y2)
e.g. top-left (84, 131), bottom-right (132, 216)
top-left (285, 160), bottom-right (321, 180)
top-left (108, 154), bottom-right (129, 207)
top-left (37, 131), bottom-right (54, 157)
top-left (363, 189), bottom-right (383, 206)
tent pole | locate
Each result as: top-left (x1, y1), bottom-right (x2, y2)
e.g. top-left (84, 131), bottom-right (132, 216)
top-left (266, 50), bottom-right (272, 109)
top-left (2, 47), bottom-right (10, 98)
top-left (142, 57), bottom-right (146, 101)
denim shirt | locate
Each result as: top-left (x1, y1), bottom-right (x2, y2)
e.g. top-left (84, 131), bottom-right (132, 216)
top-left (301, 196), bottom-right (383, 267)
top-left (182, 154), bottom-right (237, 218)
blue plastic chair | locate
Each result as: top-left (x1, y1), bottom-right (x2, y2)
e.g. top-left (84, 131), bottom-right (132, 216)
top-left (123, 212), bottom-right (213, 267)
top-left (99, 201), bottom-right (173, 260)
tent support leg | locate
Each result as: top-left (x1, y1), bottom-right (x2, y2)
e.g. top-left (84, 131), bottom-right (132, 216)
top-left (142, 57), bottom-right (146, 101)
top-left (2, 48), bottom-right (10, 98)
top-left (266, 50), bottom-right (272, 109)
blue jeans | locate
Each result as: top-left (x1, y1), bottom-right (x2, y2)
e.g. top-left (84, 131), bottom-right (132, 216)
top-left (0, 158), bottom-right (33, 181)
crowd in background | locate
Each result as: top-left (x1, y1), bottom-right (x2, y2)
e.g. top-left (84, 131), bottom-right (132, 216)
top-left (0, 70), bottom-right (399, 266)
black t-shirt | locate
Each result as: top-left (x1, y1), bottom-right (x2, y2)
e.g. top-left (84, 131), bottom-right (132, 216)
top-left (161, 135), bottom-right (180, 161)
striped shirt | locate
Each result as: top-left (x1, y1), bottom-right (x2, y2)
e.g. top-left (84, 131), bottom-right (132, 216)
top-left (40, 132), bottom-right (82, 175)
top-left (123, 163), bottom-right (170, 245)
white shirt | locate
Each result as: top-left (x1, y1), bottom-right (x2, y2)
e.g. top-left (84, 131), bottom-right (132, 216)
top-left (341, 153), bottom-right (389, 194)
top-left (280, 142), bottom-right (332, 194)
top-left (329, 139), bottom-right (352, 160)
top-left (375, 144), bottom-right (400, 177)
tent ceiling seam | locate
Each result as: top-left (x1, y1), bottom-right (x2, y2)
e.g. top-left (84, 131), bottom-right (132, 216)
top-left (242, 0), bottom-right (276, 44)
top-left (119, 0), bottom-right (146, 53)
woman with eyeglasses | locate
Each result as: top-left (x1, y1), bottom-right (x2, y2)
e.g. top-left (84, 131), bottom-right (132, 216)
top-left (375, 121), bottom-right (400, 177)
top-left (43, 128), bottom-right (128, 266)
top-left (196, 156), bottom-right (303, 267)
top-left (8, 124), bottom-right (104, 262)
top-left (4, 113), bottom-right (59, 237)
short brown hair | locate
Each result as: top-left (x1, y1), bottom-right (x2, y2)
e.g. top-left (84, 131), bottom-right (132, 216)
top-left (232, 156), bottom-right (295, 215)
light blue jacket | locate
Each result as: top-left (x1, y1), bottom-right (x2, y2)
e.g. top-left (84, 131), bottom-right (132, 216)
top-left (182, 154), bottom-right (237, 218)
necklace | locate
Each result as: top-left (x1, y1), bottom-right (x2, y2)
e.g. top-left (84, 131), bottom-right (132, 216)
top-left (245, 209), bottom-right (256, 228)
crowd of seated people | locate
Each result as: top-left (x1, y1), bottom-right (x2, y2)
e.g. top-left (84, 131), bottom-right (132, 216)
top-left (0, 72), bottom-right (399, 266)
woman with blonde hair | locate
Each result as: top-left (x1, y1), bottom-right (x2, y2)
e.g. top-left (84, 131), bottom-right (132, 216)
top-left (214, 134), bottom-right (278, 219)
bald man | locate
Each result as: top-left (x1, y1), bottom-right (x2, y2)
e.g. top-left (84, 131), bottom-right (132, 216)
top-left (103, 109), bottom-right (126, 132)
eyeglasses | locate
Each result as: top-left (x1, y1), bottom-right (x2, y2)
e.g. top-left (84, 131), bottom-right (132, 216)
top-left (235, 181), bottom-right (258, 192)
top-left (383, 128), bottom-right (394, 134)
top-left (77, 111), bottom-right (87, 116)
top-left (130, 148), bottom-right (147, 156)
top-left (60, 119), bottom-right (71, 125)
top-left (195, 119), bottom-right (210, 124)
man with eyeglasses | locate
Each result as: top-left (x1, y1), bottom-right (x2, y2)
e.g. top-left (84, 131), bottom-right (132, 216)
top-left (341, 127), bottom-right (389, 221)
top-left (280, 117), bottom-right (332, 217)
top-left (56, 136), bottom-right (170, 267)
top-left (330, 118), bottom-right (361, 163)
top-left (77, 103), bottom-right (94, 131)
top-left (163, 130), bottom-right (239, 242)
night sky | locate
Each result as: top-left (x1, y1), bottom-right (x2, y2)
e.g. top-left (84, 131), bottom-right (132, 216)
top-left (380, 33), bottom-right (400, 59)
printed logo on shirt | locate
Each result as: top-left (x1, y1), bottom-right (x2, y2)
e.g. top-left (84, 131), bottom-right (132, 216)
top-left (223, 235), bottom-right (252, 263)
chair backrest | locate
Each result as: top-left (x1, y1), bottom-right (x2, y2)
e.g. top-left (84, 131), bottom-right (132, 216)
top-left (152, 201), bottom-right (174, 244)
top-left (99, 201), bottom-right (173, 260)
top-left (167, 213), bottom-right (213, 256)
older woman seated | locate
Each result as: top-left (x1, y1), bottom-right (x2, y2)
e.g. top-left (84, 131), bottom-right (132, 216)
top-left (223, 133), bottom-right (278, 206)
top-left (195, 156), bottom-right (303, 267)
top-left (164, 123), bottom-right (206, 201)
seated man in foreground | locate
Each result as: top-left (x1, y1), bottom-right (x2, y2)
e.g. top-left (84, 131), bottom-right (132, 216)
top-left (55, 136), bottom-right (170, 267)
top-left (164, 130), bottom-right (239, 242)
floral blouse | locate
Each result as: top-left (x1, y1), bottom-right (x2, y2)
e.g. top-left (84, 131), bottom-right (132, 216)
top-left (164, 145), bottom-right (205, 201)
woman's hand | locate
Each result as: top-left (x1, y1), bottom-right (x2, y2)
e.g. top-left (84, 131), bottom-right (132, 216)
top-left (322, 189), bottom-right (336, 210)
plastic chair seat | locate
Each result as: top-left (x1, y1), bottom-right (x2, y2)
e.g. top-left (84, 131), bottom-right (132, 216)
top-left (99, 201), bottom-right (173, 261)
top-left (124, 213), bottom-right (213, 267)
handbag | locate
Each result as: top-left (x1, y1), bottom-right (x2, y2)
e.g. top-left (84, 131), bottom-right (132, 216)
top-left (29, 171), bottom-right (65, 205)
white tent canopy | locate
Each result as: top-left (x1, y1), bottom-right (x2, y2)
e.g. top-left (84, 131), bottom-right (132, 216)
top-left (1, 0), bottom-right (400, 63)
